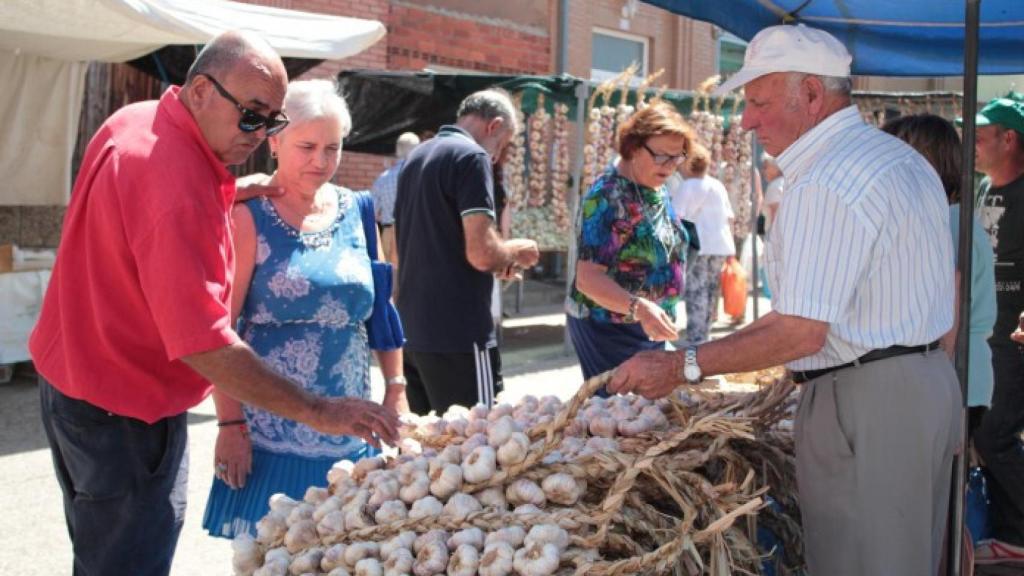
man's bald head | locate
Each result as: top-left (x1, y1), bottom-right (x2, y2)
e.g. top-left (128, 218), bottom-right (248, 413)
top-left (181, 31), bottom-right (288, 165)
top-left (185, 30), bottom-right (286, 86)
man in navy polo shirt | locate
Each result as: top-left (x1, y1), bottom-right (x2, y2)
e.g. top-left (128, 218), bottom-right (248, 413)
top-left (394, 89), bottom-right (539, 414)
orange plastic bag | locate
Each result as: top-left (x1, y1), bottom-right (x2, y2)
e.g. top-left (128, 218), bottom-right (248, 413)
top-left (721, 256), bottom-right (748, 319)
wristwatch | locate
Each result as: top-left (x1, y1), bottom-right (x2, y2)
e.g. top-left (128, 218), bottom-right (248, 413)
top-left (683, 346), bottom-right (702, 384)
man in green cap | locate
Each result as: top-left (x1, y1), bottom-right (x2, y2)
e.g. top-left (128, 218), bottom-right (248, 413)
top-left (970, 96), bottom-right (1024, 562)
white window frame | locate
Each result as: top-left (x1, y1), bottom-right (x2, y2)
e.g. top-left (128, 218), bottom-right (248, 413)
top-left (591, 27), bottom-right (649, 84)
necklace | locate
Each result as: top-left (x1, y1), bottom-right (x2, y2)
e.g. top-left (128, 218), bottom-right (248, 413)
top-left (263, 187), bottom-right (349, 250)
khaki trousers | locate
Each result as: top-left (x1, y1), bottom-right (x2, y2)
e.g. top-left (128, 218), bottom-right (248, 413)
top-left (794, 349), bottom-right (960, 576)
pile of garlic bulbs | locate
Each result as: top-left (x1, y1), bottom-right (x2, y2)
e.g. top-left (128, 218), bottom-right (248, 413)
top-left (235, 373), bottom-right (803, 576)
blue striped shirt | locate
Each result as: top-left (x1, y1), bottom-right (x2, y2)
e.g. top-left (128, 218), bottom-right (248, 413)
top-left (765, 106), bottom-right (954, 371)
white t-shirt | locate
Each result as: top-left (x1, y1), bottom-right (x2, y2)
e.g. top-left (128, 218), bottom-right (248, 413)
top-left (669, 175), bottom-right (736, 256)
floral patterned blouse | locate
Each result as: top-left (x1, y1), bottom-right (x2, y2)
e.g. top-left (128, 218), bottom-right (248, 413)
top-left (566, 166), bottom-right (687, 323)
top-left (238, 186), bottom-right (375, 460)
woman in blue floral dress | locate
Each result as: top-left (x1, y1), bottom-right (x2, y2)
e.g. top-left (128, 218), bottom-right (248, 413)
top-left (566, 102), bottom-right (695, 388)
top-left (203, 80), bottom-right (408, 538)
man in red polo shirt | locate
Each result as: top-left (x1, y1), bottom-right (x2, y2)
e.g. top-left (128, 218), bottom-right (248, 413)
top-left (30, 31), bottom-right (399, 576)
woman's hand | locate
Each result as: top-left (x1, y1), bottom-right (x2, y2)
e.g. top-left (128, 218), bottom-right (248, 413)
top-left (383, 384), bottom-right (411, 415)
top-left (310, 397), bottom-right (401, 447)
top-left (214, 425), bottom-right (252, 490)
top-left (635, 298), bottom-right (679, 341)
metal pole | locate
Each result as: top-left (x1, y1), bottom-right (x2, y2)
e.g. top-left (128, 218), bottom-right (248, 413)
top-left (564, 80), bottom-right (589, 354)
top-left (557, 0), bottom-right (569, 75)
top-left (750, 139), bottom-right (762, 320)
top-left (948, 1), bottom-right (980, 574)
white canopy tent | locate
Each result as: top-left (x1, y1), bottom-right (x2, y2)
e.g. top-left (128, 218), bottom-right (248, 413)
top-left (0, 0), bottom-right (386, 206)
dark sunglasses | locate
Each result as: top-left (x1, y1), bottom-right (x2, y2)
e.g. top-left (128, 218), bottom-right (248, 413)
top-left (200, 73), bottom-right (289, 136)
top-left (643, 143), bottom-right (687, 166)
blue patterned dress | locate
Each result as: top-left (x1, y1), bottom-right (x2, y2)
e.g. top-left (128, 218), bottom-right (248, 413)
top-left (203, 185), bottom-right (379, 538)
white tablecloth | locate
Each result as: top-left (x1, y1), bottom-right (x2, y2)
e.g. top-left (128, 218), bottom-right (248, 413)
top-left (0, 269), bottom-right (50, 364)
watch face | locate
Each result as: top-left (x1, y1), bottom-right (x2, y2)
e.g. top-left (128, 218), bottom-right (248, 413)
top-left (684, 364), bottom-right (701, 382)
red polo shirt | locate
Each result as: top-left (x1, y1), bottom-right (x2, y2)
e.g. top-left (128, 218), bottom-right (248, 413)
top-left (30, 86), bottom-right (240, 423)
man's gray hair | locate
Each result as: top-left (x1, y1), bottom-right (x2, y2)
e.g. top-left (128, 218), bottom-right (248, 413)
top-left (396, 132), bottom-right (420, 159)
top-left (281, 79), bottom-right (352, 137)
top-left (456, 89), bottom-right (517, 126)
top-left (185, 31), bottom-right (275, 84)
top-left (785, 72), bottom-right (852, 98)
top-left (820, 75), bottom-right (853, 96)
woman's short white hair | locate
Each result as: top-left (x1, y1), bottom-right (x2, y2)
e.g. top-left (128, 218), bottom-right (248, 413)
top-left (282, 79), bottom-right (352, 137)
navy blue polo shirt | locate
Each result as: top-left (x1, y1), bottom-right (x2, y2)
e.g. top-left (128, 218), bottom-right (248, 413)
top-left (393, 125), bottom-right (496, 353)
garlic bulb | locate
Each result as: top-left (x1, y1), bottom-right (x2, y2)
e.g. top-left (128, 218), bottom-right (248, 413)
top-left (380, 531), bottom-right (416, 559)
top-left (413, 540), bottom-right (449, 576)
top-left (320, 543), bottom-right (347, 572)
top-left (435, 445), bottom-right (462, 467)
top-left (382, 548), bottom-right (414, 576)
top-left (399, 470), bottom-right (430, 504)
top-left (313, 495), bottom-right (343, 523)
top-left (326, 568), bottom-right (352, 576)
top-left (444, 417), bottom-right (469, 437)
top-left (304, 486), bottom-right (329, 506)
top-left (344, 542), bottom-right (380, 566)
top-left (462, 445), bottom-right (497, 483)
top-left (442, 492), bottom-right (482, 521)
top-left (256, 511), bottom-right (287, 545)
top-left (429, 463), bottom-right (463, 499)
top-left (354, 558), bottom-right (384, 576)
top-left (231, 534), bottom-right (261, 576)
top-left (447, 544), bottom-right (480, 576)
top-left (541, 473), bottom-right (583, 506)
top-left (487, 403), bottom-right (514, 422)
top-left (506, 479), bottom-right (546, 507)
top-left (374, 500), bottom-right (408, 525)
top-left (466, 418), bottom-right (489, 436)
top-left (398, 437), bottom-right (423, 456)
top-left (414, 529), bottom-right (449, 553)
top-left (459, 433), bottom-right (488, 458)
top-left (525, 524), bottom-right (569, 552)
top-left (588, 414), bottom-right (617, 438)
top-left (254, 558), bottom-right (288, 576)
top-left (408, 495), bottom-right (444, 520)
top-left (487, 415), bottom-right (520, 447)
top-left (484, 526), bottom-right (526, 548)
top-left (269, 494), bottom-right (300, 515)
top-left (283, 519), bottom-right (318, 554)
top-left (367, 476), bottom-right (400, 510)
top-left (496, 433), bottom-right (529, 468)
top-left (447, 527), bottom-right (485, 551)
top-left (352, 456), bottom-right (384, 483)
top-left (286, 503), bottom-right (315, 526)
top-left (512, 542), bottom-right (560, 576)
top-left (478, 542), bottom-right (515, 576)
top-left (315, 509), bottom-right (346, 539)
top-left (617, 416), bottom-right (655, 437)
top-left (343, 505), bottom-right (372, 530)
top-left (289, 547), bottom-right (324, 575)
top-left (474, 486), bottom-right (508, 511)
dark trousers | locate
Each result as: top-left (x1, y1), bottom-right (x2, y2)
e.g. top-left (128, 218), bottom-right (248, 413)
top-left (405, 344), bottom-right (503, 415)
top-left (975, 343), bottom-right (1024, 545)
top-left (39, 378), bottom-right (189, 576)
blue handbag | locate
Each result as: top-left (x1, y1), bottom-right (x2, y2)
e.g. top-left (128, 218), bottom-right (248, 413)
top-left (355, 191), bottom-right (405, 351)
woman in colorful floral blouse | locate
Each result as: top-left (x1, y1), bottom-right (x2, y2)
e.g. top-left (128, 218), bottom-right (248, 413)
top-left (566, 102), bottom-right (694, 389)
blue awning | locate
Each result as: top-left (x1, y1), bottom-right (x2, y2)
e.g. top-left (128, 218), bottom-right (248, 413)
top-left (641, 0), bottom-right (1024, 76)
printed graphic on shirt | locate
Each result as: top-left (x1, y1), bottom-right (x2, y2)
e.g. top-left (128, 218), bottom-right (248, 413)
top-left (979, 194), bottom-right (1005, 250)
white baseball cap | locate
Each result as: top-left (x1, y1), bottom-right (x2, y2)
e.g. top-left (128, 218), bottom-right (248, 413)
top-left (714, 24), bottom-right (852, 96)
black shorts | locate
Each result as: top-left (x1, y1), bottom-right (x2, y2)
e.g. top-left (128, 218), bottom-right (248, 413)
top-left (404, 343), bottom-right (503, 414)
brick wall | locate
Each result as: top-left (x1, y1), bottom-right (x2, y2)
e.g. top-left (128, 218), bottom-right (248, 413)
top-left (387, 3), bottom-right (550, 74)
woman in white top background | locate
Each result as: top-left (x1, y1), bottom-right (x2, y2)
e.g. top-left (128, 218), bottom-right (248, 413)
top-left (670, 145), bottom-right (736, 344)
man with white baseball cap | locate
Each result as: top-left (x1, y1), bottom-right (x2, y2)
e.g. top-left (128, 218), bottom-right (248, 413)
top-left (610, 24), bottom-right (960, 575)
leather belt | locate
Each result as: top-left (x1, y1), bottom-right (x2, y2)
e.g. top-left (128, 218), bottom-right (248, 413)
top-left (791, 340), bottom-right (942, 384)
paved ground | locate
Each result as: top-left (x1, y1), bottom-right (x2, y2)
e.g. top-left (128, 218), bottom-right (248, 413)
top-left (0, 296), bottom-right (770, 576)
